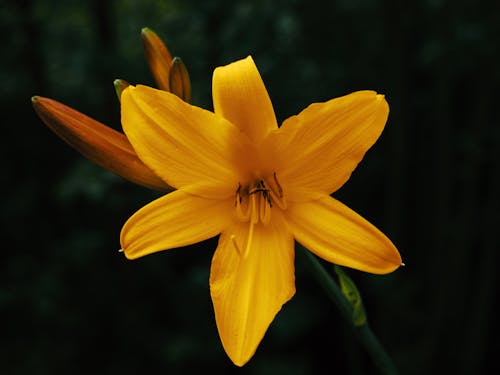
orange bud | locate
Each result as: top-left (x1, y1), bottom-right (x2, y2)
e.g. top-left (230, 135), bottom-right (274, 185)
top-left (141, 27), bottom-right (172, 91)
top-left (114, 79), bottom-right (130, 101)
top-left (169, 57), bottom-right (192, 103)
top-left (32, 96), bottom-right (171, 191)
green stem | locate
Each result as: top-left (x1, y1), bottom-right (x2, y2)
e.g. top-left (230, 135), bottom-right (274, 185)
top-left (299, 246), bottom-right (399, 375)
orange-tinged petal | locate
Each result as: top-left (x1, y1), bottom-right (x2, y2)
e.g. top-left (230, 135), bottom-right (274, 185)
top-left (210, 213), bottom-right (295, 366)
top-left (141, 27), bottom-right (173, 91)
top-left (121, 85), bottom-right (252, 198)
top-left (169, 57), bottom-right (191, 103)
top-left (287, 195), bottom-right (401, 274)
top-left (264, 91), bottom-right (389, 199)
top-left (212, 56), bottom-right (278, 144)
top-left (121, 190), bottom-right (232, 259)
top-left (32, 96), bottom-right (170, 191)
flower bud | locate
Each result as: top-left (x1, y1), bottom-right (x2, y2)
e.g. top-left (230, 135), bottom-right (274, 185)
top-left (31, 95), bottom-right (171, 191)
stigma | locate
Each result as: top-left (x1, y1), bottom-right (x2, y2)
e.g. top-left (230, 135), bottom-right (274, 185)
top-left (234, 172), bottom-right (287, 225)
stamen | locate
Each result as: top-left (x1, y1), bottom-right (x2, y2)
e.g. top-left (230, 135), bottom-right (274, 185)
top-left (231, 234), bottom-right (242, 256)
top-left (259, 192), bottom-right (271, 224)
top-left (268, 173), bottom-right (287, 210)
top-left (234, 183), bottom-right (242, 206)
top-left (235, 184), bottom-right (251, 221)
top-left (273, 172), bottom-right (283, 197)
top-left (268, 188), bottom-right (287, 210)
top-left (259, 180), bottom-right (272, 207)
top-left (243, 220), bottom-right (255, 258)
top-left (230, 220), bottom-right (255, 259)
top-left (250, 193), bottom-right (259, 224)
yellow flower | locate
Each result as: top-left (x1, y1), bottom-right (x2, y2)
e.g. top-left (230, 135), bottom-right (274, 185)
top-left (31, 28), bottom-right (189, 191)
top-left (120, 56), bottom-right (402, 366)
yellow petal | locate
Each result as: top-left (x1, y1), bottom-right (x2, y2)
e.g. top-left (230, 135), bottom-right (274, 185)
top-left (212, 56), bottom-right (278, 144)
top-left (121, 85), bottom-right (251, 198)
top-left (287, 195), bottom-right (402, 274)
top-left (264, 91), bottom-right (389, 199)
top-left (121, 190), bottom-right (232, 259)
top-left (210, 213), bottom-right (295, 366)
top-left (31, 96), bottom-right (170, 191)
top-left (169, 57), bottom-right (191, 103)
top-left (141, 27), bottom-right (172, 91)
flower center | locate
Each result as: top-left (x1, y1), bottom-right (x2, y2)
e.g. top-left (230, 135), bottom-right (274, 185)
top-left (231, 173), bottom-right (287, 257)
top-left (234, 172), bottom-right (287, 224)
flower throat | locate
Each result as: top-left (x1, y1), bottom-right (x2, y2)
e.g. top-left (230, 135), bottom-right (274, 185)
top-left (231, 172), bottom-right (287, 257)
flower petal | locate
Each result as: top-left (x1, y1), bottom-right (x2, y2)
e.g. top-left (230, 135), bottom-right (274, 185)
top-left (121, 85), bottom-right (251, 198)
top-left (264, 91), bottom-right (389, 198)
top-left (210, 213), bottom-right (295, 366)
top-left (287, 195), bottom-right (402, 274)
top-left (32, 96), bottom-right (170, 191)
top-left (121, 190), bottom-right (232, 259)
top-left (141, 27), bottom-right (172, 91)
top-left (212, 56), bottom-right (278, 144)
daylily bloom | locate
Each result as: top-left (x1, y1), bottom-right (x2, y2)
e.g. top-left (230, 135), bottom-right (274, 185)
top-left (119, 56), bottom-right (402, 366)
top-left (31, 28), bottom-right (189, 190)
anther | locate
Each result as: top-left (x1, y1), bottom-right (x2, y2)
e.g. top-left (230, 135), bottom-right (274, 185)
top-left (234, 183), bottom-right (242, 207)
top-left (268, 173), bottom-right (287, 210)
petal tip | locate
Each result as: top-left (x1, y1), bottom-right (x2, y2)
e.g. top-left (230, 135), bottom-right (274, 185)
top-left (379, 249), bottom-right (403, 274)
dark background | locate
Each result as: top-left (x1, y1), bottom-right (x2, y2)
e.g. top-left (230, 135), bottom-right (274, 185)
top-left (1, 0), bottom-right (499, 373)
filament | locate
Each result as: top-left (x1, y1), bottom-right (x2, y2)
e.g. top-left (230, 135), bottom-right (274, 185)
top-left (250, 193), bottom-right (259, 224)
top-left (230, 220), bottom-right (255, 259)
top-left (231, 234), bottom-right (242, 256)
top-left (259, 193), bottom-right (271, 224)
top-left (235, 184), bottom-right (251, 221)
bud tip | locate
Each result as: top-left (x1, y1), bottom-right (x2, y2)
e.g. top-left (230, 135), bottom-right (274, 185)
top-left (141, 27), bottom-right (152, 36)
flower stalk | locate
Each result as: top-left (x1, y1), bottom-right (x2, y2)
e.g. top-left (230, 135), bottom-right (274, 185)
top-left (299, 246), bottom-right (399, 375)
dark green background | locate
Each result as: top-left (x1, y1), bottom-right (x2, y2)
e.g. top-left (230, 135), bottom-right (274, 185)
top-left (2, 0), bottom-right (499, 373)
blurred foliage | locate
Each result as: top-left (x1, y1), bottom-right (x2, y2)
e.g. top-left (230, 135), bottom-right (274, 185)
top-left (1, 0), bottom-right (499, 373)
